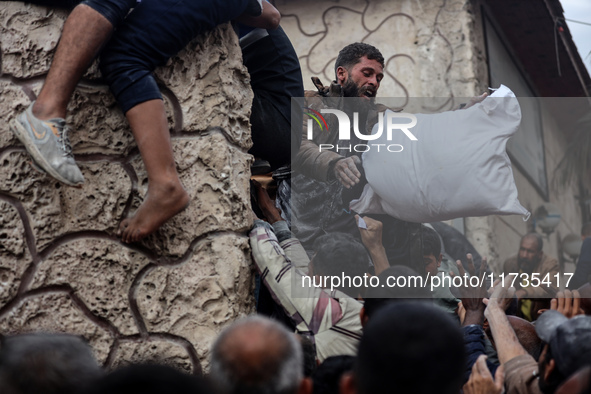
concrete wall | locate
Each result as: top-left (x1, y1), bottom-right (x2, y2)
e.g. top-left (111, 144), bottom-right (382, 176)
top-left (0, 3), bottom-right (254, 373)
top-left (276, 0), bottom-right (488, 103)
top-left (277, 0), bottom-right (585, 274)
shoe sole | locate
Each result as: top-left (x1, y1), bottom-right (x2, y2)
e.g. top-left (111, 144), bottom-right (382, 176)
top-left (10, 118), bottom-right (83, 187)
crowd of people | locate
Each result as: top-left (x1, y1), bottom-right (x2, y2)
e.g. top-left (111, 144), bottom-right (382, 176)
top-left (7, 0), bottom-right (591, 393)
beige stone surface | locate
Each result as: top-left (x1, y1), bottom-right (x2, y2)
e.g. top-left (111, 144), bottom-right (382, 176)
top-left (128, 134), bottom-right (252, 257)
top-left (31, 239), bottom-right (149, 336)
top-left (0, 3), bottom-right (66, 77)
top-left (0, 153), bottom-right (131, 250)
top-left (0, 292), bottom-right (114, 363)
top-left (0, 200), bottom-right (30, 306)
top-left (0, 2), bottom-right (255, 373)
top-left (277, 0), bottom-right (482, 105)
top-left (137, 234), bottom-right (254, 361)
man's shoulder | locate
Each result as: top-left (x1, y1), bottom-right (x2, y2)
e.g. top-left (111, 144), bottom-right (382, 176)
top-left (539, 253), bottom-right (559, 271)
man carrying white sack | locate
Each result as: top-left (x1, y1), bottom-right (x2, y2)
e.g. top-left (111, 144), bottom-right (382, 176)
top-left (290, 43), bottom-right (417, 267)
top-left (290, 43), bottom-right (514, 269)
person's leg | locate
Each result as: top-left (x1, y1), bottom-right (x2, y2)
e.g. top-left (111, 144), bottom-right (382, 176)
top-left (11, 0), bottom-right (134, 186)
top-left (248, 91), bottom-right (293, 170)
top-left (99, 0), bottom-right (252, 241)
top-left (118, 99), bottom-right (189, 243)
top-left (33, 4), bottom-right (113, 120)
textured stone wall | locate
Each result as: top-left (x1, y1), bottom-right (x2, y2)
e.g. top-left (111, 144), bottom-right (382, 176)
top-left (276, 0), bottom-right (488, 106)
top-left (0, 3), bottom-right (255, 373)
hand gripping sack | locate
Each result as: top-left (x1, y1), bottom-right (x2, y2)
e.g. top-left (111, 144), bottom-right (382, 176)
top-left (350, 85), bottom-right (529, 223)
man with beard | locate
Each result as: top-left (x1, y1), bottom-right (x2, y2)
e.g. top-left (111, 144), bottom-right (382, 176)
top-left (291, 43), bottom-right (419, 266)
top-left (503, 233), bottom-right (559, 321)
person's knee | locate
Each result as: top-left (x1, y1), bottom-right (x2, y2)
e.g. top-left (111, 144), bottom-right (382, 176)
top-left (99, 54), bottom-right (161, 113)
top-left (80, 0), bottom-right (135, 27)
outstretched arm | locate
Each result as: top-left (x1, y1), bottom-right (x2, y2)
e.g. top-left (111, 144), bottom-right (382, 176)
top-left (355, 215), bottom-right (389, 275)
top-left (484, 283), bottom-right (528, 364)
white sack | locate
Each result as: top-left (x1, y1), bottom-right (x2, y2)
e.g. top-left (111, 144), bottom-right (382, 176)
top-left (350, 85), bottom-right (529, 223)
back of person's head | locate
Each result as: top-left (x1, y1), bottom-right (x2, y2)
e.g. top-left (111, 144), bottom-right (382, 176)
top-left (509, 316), bottom-right (543, 360)
top-left (556, 365), bottom-right (591, 394)
top-left (312, 233), bottom-right (370, 297)
top-left (485, 316), bottom-right (543, 360)
top-left (536, 311), bottom-right (591, 392)
top-left (0, 333), bottom-right (102, 394)
top-left (334, 43), bottom-right (384, 76)
top-left (410, 226), bottom-right (441, 258)
top-left (350, 302), bottom-right (465, 394)
top-left (312, 355), bottom-right (355, 394)
top-left (210, 315), bottom-right (304, 394)
top-left (363, 266), bottom-right (432, 321)
top-left (87, 364), bottom-right (210, 394)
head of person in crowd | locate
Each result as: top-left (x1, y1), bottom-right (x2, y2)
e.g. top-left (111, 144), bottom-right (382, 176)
top-left (312, 355), bottom-right (355, 394)
top-left (485, 315), bottom-right (543, 360)
top-left (409, 226), bottom-right (442, 278)
top-left (310, 233), bottom-right (371, 298)
top-left (87, 364), bottom-right (211, 394)
top-left (334, 43), bottom-right (384, 99)
top-left (361, 265), bottom-right (432, 327)
top-left (517, 233), bottom-right (544, 271)
top-left (0, 333), bottom-right (102, 394)
top-left (210, 315), bottom-right (312, 394)
top-left (341, 302), bottom-right (465, 394)
top-left (582, 222), bottom-right (591, 240)
top-left (535, 310), bottom-right (591, 394)
top-left (556, 365), bottom-right (591, 394)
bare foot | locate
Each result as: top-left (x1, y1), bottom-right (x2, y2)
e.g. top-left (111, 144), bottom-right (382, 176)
top-left (118, 181), bottom-right (189, 243)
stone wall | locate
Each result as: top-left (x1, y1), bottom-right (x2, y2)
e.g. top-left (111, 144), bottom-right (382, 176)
top-left (0, 3), bottom-right (255, 373)
top-left (276, 0), bottom-right (488, 105)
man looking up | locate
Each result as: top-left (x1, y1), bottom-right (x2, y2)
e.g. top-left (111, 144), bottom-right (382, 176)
top-left (503, 233), bottom-right (559, 320)
top-left (291, 43), bottom-right (417, 265)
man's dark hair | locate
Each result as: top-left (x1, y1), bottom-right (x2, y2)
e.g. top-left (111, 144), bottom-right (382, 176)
top-left (410, 226), bottom-right (442, 258)
top-left (334, 42), bottom-right (385, 78)
top-left (355, 302), bottom-right (465, 394)
top-left (363, 266), bottom-right (432, 320)
top-left (523, 233), bottom-right (544, 252)
top-left (582, 222), bottom-right (591, 238)
top-left (408, 226), bottom-right (442, 276)
top-left (0, 333), bottom-right (102, 394)
top-left (312, 355), bottom-right (355, 394)
top-left (312, 233), bottom-right (370, 297)
top-left (87, 364), bottom-right (211, 394)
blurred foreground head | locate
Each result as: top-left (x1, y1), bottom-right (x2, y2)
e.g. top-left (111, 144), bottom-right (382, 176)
top-left (87, 364), bottom-right (211, 394)
top-left (0, 333), bottom-right (102, 394)
top-left (342, 302), bottom-right (465, 394)
top-left (210, 315), bottom-right (310, 394)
